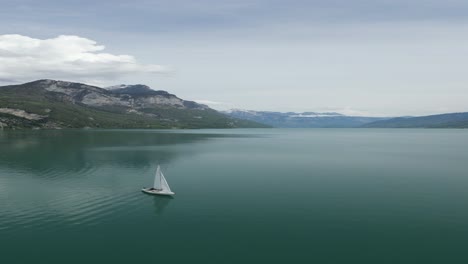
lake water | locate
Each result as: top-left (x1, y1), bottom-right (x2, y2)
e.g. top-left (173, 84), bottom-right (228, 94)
top-left (1, 129), bottom-right (468, 263)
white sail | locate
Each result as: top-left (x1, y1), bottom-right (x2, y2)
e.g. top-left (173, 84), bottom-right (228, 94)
top-left (160, 171), bottom-right (172, 193)
top-left (153, 165), bottom-right (162, 189)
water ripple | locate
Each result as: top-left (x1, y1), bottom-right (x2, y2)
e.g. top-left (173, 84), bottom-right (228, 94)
top-left (0, 168), bottom-right (148, 235)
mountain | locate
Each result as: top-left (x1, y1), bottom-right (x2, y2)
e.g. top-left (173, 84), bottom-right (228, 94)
top-left (224, 109), bottom-right (388, 128)
top-left (106, 84), bottom-right (170, 96)
top-left (362, 112), bottom-right (468, 128)
top-left (0, 80), bottom-right (267, 129)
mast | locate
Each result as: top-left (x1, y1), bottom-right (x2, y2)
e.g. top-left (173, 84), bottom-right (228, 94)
top-left (159, 165), bottom-right (162, 190)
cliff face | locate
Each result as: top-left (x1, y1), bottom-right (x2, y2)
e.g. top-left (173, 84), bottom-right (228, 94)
top-left (0, 80), bottom-right (266, 129)
top-left (34, 80), bottom-right (208, 110)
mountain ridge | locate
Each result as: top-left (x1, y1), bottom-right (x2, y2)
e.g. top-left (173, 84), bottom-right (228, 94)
top-left (362, 112), bottom-right (468, 128)
top-left (224, 109), bottom-right (388, 128)
top-left (0, 80), bottom-right (267, 129)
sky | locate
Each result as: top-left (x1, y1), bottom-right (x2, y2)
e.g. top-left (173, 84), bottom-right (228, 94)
top-left (0, 0), bottom-right (467, 116)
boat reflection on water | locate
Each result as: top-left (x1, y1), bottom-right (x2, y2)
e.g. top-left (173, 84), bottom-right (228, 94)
top-left (152, 196), bottom-right (173, 215)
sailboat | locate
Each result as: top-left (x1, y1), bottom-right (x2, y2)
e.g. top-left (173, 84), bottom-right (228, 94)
top-left (142, 165), bottom-right (175, 196)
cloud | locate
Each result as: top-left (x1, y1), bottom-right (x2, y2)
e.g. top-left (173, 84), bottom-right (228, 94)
top-left (194, 100), bottom-right (232, 110)
top-left (312, 107), bottom-right (381, 117)
top-left (0, 34), bottom-right (165, 85)
top-left (194, 100), bottom-right (228, 105)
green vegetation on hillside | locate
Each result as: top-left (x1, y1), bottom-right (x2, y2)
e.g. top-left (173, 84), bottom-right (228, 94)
top-left (0, 80), bottom-right (268, 129)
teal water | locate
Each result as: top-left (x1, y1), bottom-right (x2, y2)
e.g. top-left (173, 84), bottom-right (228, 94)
top-left (1, 129), bottom-right (468, 263)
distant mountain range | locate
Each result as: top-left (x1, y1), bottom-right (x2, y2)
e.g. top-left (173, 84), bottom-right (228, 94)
top-left (0, 80), bottom-right (267, 129)
top-left (224, 109), bottom-right (388, 128)
top-left (362, 112), bottom-right (468, 128)
top-left (1, 80), bottom-right (466, 129)
top-left (225, 109), bottom-right (468, 128)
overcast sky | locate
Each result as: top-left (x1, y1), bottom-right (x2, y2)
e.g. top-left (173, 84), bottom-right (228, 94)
top-left (0, 0), bottom-right (467, 116)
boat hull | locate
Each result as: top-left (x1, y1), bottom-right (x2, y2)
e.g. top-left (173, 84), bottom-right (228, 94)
top-left (141, 188), bottom-right (175, 196)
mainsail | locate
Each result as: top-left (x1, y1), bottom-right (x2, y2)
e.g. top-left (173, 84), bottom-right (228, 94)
top-left (153, 165), bottom-right (162, 189)
top-left (153, 165), bottom-right (172, 193)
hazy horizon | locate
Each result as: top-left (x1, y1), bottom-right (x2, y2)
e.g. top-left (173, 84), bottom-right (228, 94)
top-left (1, 0), bottom-right (467, 116)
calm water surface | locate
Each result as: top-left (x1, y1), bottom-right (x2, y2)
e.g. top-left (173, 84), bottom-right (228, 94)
top-left (1, 129), bottom-right (468, 263)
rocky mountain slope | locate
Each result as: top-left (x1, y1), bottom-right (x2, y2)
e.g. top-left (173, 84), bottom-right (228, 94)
top-left (0, 80), bottom-right (267, 129)
top-left (225, 109), bottom-right (388, 128)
